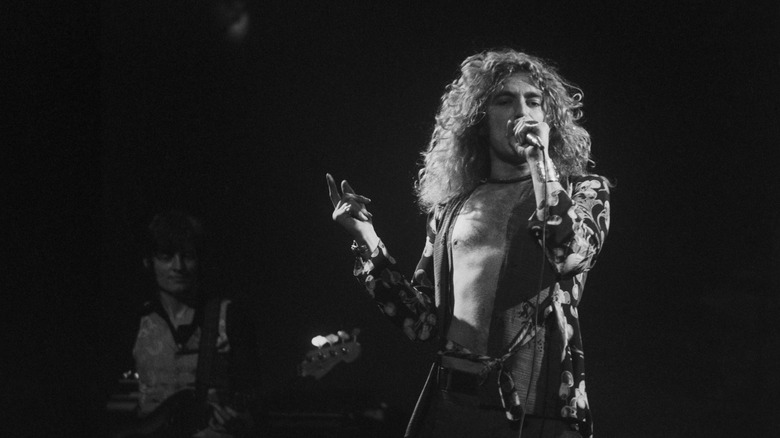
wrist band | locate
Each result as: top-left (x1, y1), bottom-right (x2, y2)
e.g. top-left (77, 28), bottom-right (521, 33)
top-left (535, 160), bottom-right (559, 183)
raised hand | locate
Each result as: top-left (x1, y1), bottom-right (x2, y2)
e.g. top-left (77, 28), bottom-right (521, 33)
top-left (326, 173), bottom-right (379, 248)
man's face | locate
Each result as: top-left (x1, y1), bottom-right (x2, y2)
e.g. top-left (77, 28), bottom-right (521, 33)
top-left (151, 249), bottom-right (198, 296)
top-left (484, 72), bottom-right (545, 162)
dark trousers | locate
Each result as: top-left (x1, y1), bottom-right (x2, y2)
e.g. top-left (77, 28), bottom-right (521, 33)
top-left (411, 364), bottom-right (581, 438)
top-left (417, 390), bottom-right (581, 438)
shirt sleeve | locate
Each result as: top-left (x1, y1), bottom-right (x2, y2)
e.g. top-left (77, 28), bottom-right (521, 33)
top-left (352, 213), bottom-right (439, 341)
top-left (529, 174), bottom-right (611, 278)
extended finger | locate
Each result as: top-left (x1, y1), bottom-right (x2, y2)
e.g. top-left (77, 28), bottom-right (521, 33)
top-left (338, 202), bottom-right (369, 222)
top-left (332, 203), bottom-right (350, 222)
top-left (212, 404), bottom-right (227, 425)
top-left (342, 180), bottom-right (367, 197)
top-left (506, 119), bottom-right (518, 140)
top-left (353, 207), bottom-right (370, 222)
top-left (341, 195), bottom-right (372, 220)
top-left (342, 192), bottom-right (372, 205)
top-left (336, 201), bottom-right (371, 223)
top-left (326, 173), bottom-right (341, 207)
top-left (342, 181), bottom-right (371, 203)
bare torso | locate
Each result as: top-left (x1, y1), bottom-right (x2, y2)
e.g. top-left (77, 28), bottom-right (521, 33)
top-left (448, 180), bottom-right (534, 355)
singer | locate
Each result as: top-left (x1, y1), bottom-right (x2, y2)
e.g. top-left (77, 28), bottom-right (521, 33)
top-left (327, 49), bottom-right (610, 438)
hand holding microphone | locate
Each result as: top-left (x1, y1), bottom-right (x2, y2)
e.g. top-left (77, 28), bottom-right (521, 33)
top-left (511, 117), bottom-right (560, 187)
top-left (512, 117), bottom-right (546, 151)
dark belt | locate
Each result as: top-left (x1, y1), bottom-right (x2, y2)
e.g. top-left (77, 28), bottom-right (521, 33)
top-left (436, 355), bottom-right (503, 407)
top-left (437, 366), bottom-right (485, 395)
top-left (435, 356), bottom-right (570, 425)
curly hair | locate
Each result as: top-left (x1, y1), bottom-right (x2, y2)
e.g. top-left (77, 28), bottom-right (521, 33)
top-left (415, 49), bottom-right (592, 212)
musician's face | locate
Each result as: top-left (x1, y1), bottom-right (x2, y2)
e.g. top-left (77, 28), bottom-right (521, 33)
top-left (484, 72), bottom-right (545, 162)
top-left (151, 248), bottom-right (198, 295)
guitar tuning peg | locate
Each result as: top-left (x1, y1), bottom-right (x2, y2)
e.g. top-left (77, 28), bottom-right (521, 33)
top-left (311, 335), bottom-right (328, 348)
top-left (325, 334), bottom-right (340, 345)
top-left (337, 330), bottom-right (350, 341)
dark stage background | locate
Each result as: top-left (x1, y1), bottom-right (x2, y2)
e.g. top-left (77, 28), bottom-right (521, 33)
top-left (6, 1), bottom-right (779, 436)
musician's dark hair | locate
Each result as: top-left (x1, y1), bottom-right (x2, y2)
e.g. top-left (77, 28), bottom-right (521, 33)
top-left (144, 210), bottom-right (204, 258)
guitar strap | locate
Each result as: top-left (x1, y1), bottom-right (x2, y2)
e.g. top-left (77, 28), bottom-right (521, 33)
top-left (195, 296), bottom-right (222, 405)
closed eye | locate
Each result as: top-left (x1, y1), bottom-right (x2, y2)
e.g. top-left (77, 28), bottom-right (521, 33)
top-left (492, 90), bottom-right (517, 105)
top-left (527, 99), bottom-right (542, 107)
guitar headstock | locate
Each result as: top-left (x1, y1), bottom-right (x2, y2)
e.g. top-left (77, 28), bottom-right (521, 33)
top-left (299, 328), bottom-right (361, 380)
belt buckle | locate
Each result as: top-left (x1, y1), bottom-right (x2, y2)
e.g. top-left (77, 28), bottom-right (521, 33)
top-left (437, 365), bottom-right (477, 395)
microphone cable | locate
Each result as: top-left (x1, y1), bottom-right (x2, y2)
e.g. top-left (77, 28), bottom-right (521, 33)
top-left (518, 143), bottom-right (554, 438)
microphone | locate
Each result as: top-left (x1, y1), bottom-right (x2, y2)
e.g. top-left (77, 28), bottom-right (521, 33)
top-left (512, 118), bottom-right (544, 150)
top-left (524, 133), bottom-right (543, 149)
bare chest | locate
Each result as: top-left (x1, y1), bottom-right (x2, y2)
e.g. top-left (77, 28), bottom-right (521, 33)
top-left (451, 183), bottom-right (531, 252)
top-left (446, 182), bottom-right (534, 353)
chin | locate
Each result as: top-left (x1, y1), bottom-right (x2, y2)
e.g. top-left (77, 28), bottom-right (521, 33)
top-left (165, 285), bottom-right (193, 296)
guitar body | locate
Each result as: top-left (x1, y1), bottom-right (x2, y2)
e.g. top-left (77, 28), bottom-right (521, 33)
top-left (112, 389), bottom-right (205, 438)
top-left (110, 328), bottom-right (361, 438)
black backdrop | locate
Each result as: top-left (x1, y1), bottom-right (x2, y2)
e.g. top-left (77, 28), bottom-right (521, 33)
top-left (7, 1), bottom-right (779, 436)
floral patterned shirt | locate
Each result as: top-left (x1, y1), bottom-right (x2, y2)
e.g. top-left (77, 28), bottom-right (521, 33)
top-left (352, 174), bottom-right (610, 437)
top-left (132, 299), bottom-right (236, 437)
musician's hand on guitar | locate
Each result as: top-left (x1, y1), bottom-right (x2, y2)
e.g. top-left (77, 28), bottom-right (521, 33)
top-left (208, 403), bottom-right (254, 435)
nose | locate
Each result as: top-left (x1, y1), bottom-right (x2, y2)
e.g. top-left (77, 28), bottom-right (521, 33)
top-left (171, 253), bottom-right (184, 270)
top-left (515, 102), bottom-right (531, 118)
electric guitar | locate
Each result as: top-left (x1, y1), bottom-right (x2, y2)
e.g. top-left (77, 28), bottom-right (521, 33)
top-left (108, 329), bottom-right (361, 437)
top-left (298, 328), bottom-right (362, 380)
top-left (110, 388), bottom-right (199, 438)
